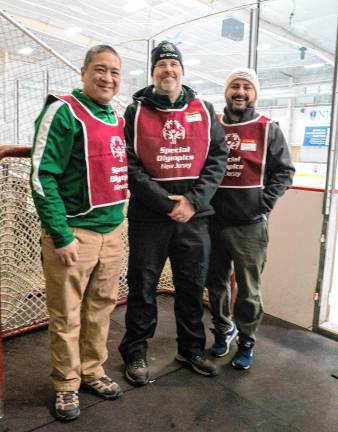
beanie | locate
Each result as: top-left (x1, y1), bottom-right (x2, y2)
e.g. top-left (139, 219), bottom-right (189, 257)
top-left (225, 67), bottom-right (260, 100)
top-left (151, 41), bottom-right (184, 75)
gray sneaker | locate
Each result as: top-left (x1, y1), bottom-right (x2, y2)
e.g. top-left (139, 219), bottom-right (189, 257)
top-left (175, 353), bottom-right (219, 376)
top-left (82, 375), bottom-right (123, 399)
top-left (125, 358), bottom-right (149, 385)
top-left (55, 391), bottom-right (80, 421)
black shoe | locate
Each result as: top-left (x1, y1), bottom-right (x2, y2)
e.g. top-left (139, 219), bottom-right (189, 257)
top-left (82, 375), bottom-right (123, 399)
top-left (55, 391), bottom-right (80, 421)
top-left (175, 353), bottom-right (219, 376)
top-left (125, 358), bottom-right (149, 385)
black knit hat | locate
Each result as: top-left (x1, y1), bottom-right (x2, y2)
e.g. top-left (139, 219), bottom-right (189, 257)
top-left (151, 41), bottom-right (184, 75)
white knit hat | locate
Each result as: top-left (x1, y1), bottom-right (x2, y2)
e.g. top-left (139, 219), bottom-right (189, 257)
top-left (225, 67), bottom-right (260, 100)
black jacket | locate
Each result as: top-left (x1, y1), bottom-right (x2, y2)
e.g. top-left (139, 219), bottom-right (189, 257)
top-left (211, 106), bottom-right (295, 226)
top-left (125, 85), bottom-right (227, 221)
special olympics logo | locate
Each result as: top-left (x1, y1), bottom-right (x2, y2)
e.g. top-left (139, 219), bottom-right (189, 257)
top-left (225, 133), bottom-right (241, 151)
top-left (110, 136), bottom-right (126, 162)
top-left (162, 119), bottom-right (185, 145)
top-left (162, 43), bottom-right (175, 52)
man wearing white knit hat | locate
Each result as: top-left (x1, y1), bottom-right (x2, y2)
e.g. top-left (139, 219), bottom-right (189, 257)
top-left (207, 67), bottom-right (295, 369)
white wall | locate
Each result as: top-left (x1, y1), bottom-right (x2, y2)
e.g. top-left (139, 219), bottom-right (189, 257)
top-left (261, 188), bottom-right (324, 328)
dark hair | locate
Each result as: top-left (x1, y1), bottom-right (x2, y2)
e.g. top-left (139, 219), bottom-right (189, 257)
top-left (83, 45), bottom-right (121, 68)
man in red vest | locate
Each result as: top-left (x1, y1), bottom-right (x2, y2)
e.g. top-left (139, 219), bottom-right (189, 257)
top-left (207, 68), bottom-right (295, 369)
top-left (30, 45), bottom-right (127, 421)
top-left (119, 41), bottom-right (227, 385)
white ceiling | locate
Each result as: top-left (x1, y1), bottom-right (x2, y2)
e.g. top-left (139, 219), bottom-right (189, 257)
top-left (0, 0), bottom-right (337, 110)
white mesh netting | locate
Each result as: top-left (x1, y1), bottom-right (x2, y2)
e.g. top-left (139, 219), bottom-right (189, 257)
top-left (0, 156), bottom-right (175, 336)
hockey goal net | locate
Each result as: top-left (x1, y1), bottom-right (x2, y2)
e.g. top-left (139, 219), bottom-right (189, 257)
top-left (0, 11), bottom-right (175, 337)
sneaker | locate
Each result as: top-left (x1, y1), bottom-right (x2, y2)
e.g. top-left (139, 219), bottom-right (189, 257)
top-left (55, 391), bottom-right (80, 421)
top-left (125, 358), bottom-right (149, 385)
top-left (231, 341), bottom-right (254, 370)
top-left (175, 353), bottom-right (219, 376)
top-left (209, 325), bottom-right (238, 357)
top-left (82, 375), bottom-right (123, 399)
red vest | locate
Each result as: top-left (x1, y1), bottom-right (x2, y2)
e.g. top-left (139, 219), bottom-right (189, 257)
top-left (55, 95), bottom-right (128, 209)
top-left (218, 115), bottom-right (270, 188)
top-left (135, 98), bottom-right (210, 180)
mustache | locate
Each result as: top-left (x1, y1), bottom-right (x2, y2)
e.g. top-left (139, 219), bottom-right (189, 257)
top-left (161, 72), bottom-right (177, 78)
top-left (231, 94), bottom-right (249, 101)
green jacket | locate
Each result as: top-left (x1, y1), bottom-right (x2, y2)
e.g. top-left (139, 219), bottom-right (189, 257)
top-left (30, 88), bottom-right (125, 248)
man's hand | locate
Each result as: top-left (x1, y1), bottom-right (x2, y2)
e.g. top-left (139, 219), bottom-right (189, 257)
top-left (55, 239), bottom-right (79, 266)
top-left (168, 195), bottom-right (196, 223)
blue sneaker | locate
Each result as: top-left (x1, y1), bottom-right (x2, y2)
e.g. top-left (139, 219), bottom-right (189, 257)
top-left (231, 341), bottom-right (254, 370)
top-left (209, 325), bottom-right (238, 357)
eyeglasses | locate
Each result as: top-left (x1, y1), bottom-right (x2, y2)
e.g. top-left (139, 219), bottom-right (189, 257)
top-left (154, 61), bottom-right (181, 69)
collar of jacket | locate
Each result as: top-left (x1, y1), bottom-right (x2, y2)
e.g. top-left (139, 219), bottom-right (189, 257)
top-left (72, 88), bottom-right (115, 116)
top-left (133, 84), bottom-right (196, 109)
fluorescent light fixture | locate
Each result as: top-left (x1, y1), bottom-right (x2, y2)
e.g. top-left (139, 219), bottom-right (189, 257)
top-left (304, 63), bottom-right (325, 69)
top-left (64, 26), bottom-right (82, 36)
top-left (123, 0), bottom-right (149, 12)
top-left (17, 47), bottom-right (33, 55)
top-left (184, 59), bottom-right (200, 66)
top-left (190, 79), bottom-right (204, 84)
top-left (257, 44), bottom-right (270, 51)
top-left (129, 69), bottom-right (144, 76)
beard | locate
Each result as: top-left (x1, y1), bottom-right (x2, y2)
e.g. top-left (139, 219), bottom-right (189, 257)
top-left (160, 79), bottom-right (178, 92)
top-left (155, 74), bottom-right (182, 94)
top-left (226, 95), bottom-right (254, 116)
top-left (228, 105), bottom-right (247, 116)
top-left (159, 78), bottom-right (179, 93)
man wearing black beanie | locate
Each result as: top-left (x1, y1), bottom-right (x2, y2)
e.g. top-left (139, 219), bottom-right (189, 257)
top-left (150, 40), bottom-right (184, 74)
top-left (119, 40), bottom-right (227, 385)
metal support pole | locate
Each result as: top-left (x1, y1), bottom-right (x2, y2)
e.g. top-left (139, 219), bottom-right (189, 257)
top-left (287, 77), bottom-right (294, 145)
top-left (147, 39), bottom-right (155, 85)
top-left (313, 18), bottom-right (338, 331)
top-left (15, 80), bottom-right (19, 144)
top-left (45, 70), bottom-right (49, 98)
top-left (323, 19), bottom-right (338, 215)
top-left (248, 0), bottom-right (260, 71)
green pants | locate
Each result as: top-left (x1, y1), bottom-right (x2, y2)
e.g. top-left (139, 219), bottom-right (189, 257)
top-left (207, 220), bottom-right (268, 343)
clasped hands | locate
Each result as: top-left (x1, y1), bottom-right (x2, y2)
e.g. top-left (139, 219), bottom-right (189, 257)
top-left (167, 195), bottom-right (195, 223)
top-left (54, 195), bottom-right (195, 267)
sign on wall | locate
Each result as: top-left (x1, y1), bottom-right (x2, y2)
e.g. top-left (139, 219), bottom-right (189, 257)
top-left (303, 109), bottom-right (331, 147)
top-left (303, 125), bottom-right (330, 147)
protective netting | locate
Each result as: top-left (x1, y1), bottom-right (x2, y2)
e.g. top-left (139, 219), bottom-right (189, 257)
top-left (0, 12), bottom-right (128, 146)
top-left (0, 11), bottom-right (175, 336)
top-left (0, 156), bottom-right (175, 336)
top-left (0, 15), bottom-right (82, 145)
top-left (0, 157), bottom-right (46, 335)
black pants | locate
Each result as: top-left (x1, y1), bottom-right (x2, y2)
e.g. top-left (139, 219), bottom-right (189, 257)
top-left (119, 217), bottom-right (210, 362)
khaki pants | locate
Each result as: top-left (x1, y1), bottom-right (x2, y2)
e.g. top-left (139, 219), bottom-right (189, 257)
top-left (41, 225), bottom-right (123, 391)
